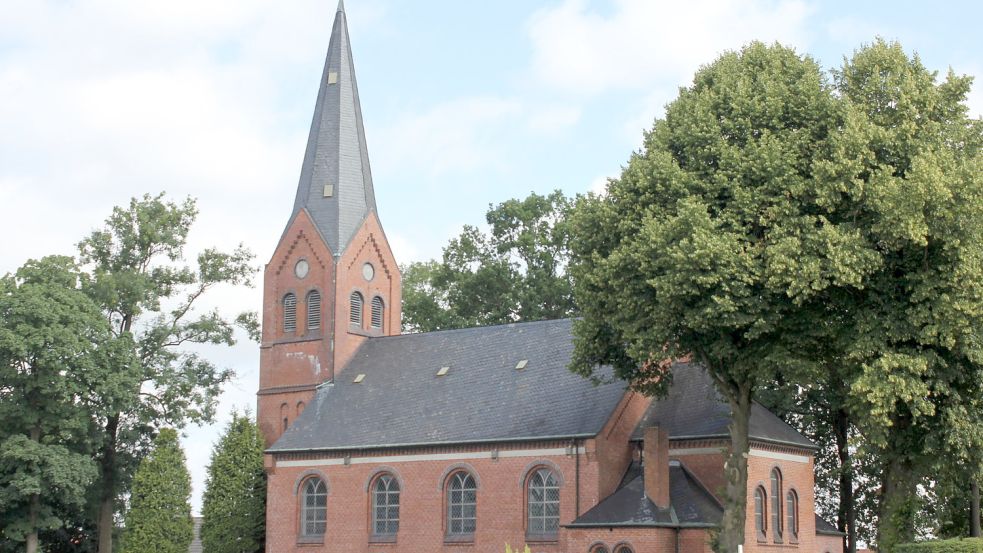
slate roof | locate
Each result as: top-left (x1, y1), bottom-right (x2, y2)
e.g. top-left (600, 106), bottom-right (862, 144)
top-left (630, 361), bottom-right (816, 449)
top-left (568, 461), bottom-right (723, 528)
top-left (815, 513), bottom-right (847, 536)
top-left (269, 319), bottom-right (628, 452)
top-left (288, 0), bottom-right (377, 255)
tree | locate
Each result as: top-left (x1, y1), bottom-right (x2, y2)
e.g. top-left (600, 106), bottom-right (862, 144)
top-left (402, 190), bottom-right (575, 332)
top-left (568, 42), bottom-right (871, 552)
top-left (120, 429), bottom-right (192, 553)
top-left (200, 412), bottom-right (266, 553)
top-left (76, 194), bottom-right (256, 553)
top-left (831, 40), bottom-right (983, 552)
top-left (0, 257), bottom-right (111, 553)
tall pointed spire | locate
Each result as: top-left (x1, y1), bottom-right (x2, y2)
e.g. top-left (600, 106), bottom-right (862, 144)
top-left (290, 0), bottom-right (376, 255)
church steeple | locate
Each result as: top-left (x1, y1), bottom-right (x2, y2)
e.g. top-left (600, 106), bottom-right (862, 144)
top-left (290, 0), bottom-right (376, 255)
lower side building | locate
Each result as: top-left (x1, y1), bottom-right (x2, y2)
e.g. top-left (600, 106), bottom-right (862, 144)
top-left (263, 319), bottom-right (844, 553)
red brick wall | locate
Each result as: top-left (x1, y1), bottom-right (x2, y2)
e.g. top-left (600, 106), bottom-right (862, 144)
top-left (743, 443), bottom-right (818, 553)
top-left (591, 391), bottom-right (651, 503)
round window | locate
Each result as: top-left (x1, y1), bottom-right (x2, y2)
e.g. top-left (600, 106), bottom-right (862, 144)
top-left (294, 259), bottom-right (310, 279)
top-left (362, 263), bottom-right (375, 281)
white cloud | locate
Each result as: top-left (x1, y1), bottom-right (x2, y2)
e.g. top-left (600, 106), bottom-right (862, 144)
top-left (526, 104), bottom-right (582, 134)
top-left (525, 0), bottom-right (814, 96)
top-left (372, 97), bottom-right (521, 179)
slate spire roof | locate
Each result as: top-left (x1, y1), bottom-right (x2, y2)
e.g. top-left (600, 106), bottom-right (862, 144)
top-left (289, 0), bottom-right (377, 254)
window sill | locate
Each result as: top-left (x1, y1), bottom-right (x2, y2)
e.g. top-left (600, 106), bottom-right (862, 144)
top-left (444, 535), bottom-right (475, 545)
top-left (526, 534), bottom-right (559, 543)
top-left (297, 536), bottom-right (324, 546)
top-left (370, 535), bottom-right (398, 544)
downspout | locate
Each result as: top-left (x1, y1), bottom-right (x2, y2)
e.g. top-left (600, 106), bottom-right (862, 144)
top-left (574, 439), bottom-right (581, 516)
top-left (674, 527), bottom-right (680, 553)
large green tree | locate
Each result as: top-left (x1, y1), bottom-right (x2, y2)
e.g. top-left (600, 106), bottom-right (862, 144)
top-left (568, 42), bottom-right (872, 553)
top-left (0, 257), bottom-right (110, 553)
top-left (200, 412), bottom-right (266, 553)
top-left (120, 429), bottom-right (192, 553)
top-left (402, 190), bottom-right (575, 332)
top-left (830, 40), bottom-right (983, 551)
top-left (76, 194), bottom-right (256, 553)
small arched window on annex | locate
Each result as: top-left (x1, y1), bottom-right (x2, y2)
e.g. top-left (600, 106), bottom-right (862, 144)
top-left (370, 296), bottom-right (384, 331)
top-left (283, 292), bottom-right (297, 333)
top-left (296, 401), bottom-right (306, 418)
top-left (350, 291), bottom-right (364, 328)
top-left (770, 467), bottom-right (783, 542)
top-left (297, 474), bottom-right (328, 543)
top-left (306, 289), bottom-right (321, 331)
top-left (280, 403), bottom-right (289, 433)
top-left (444, 469), bottom-right (478, 541)
top-left (588, 543), bottom-right (610, 553)
top-left (613, 543), bottom-right (635, 553)
top-left (523, 464), bottom-right (561, 540)
top-left (786, 488), bottom-right (800, 542)
top-left (754, 485), bottom-right (767, 542)
top-left (368, 470), bottom-right (401, 541)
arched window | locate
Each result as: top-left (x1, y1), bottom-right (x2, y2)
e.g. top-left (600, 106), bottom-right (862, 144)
top-left (446, 471), bottom-right (477, 538)
top-left (350, 291), bottom-right (363, 327)
top-left (754, 486), bottom-right (767, 540)
top-left (786, 490), bottom-right (799, 539)
top-left (372, 474), bottom-right (400, 537)
top-left (590, 545), bottom-right (609, 553)
top-left (300, 478), bottom-right (327, 538)
top-left (283, 293), bottom-right (297, 333)
top-left (527, 468), bottom-right (559, 537)
top-left (371, 296), bottom-right (384, 330)
top-left (771, 468), bottom-right (783, 540)
top-left (614, 545), bottom-right (634, 553)
top-left (280, 403), bottom-right (289, 432)
top-left (306, 290), bottom-right (321, 331)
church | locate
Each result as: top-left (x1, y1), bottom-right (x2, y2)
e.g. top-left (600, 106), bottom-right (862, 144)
top-left (256, 3), bottom-right (845, 552)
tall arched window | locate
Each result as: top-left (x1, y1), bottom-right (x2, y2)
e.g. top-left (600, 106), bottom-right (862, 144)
top-left (280, 403), bottom-right (289, 433)
top-left (754, 486), bottom-right (767, 540)
top-left (372, 474), bottom-right (400, 538)
top-left (283, 293), bottom-right (297, 333)
top-left (614, 545), bottom-right (634, 553)
top-left (350, 291), bottom-right (363, 327)
top-left (771, 468), bottom-right (783, 541)
top-left (590, 545), bottom-right (609, 553)
top-left (786, 490), bottom-right (799, 540)
top-left (446, 471), bottom-right (477, 539)
top-left (527, 468), bottom-right (559, 537)
top-left (300, 478), bottom-right (327, 539)
top-left (371, 296), bottom-right (384, 330)
top-left (306, 290), bottom-right (321, 331)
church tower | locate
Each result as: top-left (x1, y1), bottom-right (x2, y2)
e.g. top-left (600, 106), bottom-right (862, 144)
top-left (257, 1), bottom-right (401, 446)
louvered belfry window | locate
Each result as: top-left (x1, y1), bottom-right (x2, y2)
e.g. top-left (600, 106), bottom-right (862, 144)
top-left (350, 291), bottom-right (363, 326)
top-left (283, 293), bottom-right (297, 333)
top-left (527, 468), bottom-right (560, 536)
top-left (301, 478), bottom-right (327, 538)
top-left (371, 296), bottom-right (384, 330)
top-left (307, 290), bottom-right (321, 330)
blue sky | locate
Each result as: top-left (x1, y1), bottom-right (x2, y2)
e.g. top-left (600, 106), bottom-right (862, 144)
top-left (1, 0), bottom-right (980, 513)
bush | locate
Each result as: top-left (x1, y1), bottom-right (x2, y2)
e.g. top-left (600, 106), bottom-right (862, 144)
top-left (896, 538), bottom-right (983, 553)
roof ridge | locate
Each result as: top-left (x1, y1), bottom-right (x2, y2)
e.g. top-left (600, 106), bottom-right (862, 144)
top-left (372, 317), bottom-right (573, 341)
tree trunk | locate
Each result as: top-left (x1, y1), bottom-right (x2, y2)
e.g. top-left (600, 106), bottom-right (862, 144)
top-left (834, 408), bottom-right (857, 553)
top-left (717, 383), bottom-right (752, 553)
top-left (26, 426), bottom-right (41, 553)
top-left (877, 454), bottom-right (916, 553)
top-left (971, 481), bottom-right (981, 538)
top-left (97, 414), bottom-right (120, 553)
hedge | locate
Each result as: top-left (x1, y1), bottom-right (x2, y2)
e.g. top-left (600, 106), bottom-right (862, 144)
top-left (896, 538), bottom-right (983, 553)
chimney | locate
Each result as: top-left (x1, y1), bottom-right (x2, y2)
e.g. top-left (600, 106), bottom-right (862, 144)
top-left (643, 426), bottom-right (670, 509)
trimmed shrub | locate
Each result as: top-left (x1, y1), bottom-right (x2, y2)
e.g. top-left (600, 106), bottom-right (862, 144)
top-left (896, 538), bottom-right (983, 553)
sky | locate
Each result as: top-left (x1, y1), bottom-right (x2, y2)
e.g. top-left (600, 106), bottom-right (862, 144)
top-left (1, 0), bottom-right (980, 514)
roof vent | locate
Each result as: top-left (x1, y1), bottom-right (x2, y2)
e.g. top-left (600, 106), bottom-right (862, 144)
top-left (327, 72), bottom-right (338, 84)
top-left (436, 366), bottom-right (450, 377)
top-left (353, 373), bottom-right (365, 384)
top-left (515, 359), bottom-right (528, 370)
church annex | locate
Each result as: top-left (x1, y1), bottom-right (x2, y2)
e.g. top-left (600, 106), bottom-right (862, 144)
top-left (257, 4), bottom-right (845, 552)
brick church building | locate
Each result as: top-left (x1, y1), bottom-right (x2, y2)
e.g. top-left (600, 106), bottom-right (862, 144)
top-left (257, 3), bottom-right (845, 552)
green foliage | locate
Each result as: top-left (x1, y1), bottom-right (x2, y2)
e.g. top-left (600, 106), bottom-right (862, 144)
top-left (200, 413), bottom-right (266, 553)
top-left (120, 429), bottom-right (192, 553)
top-left (504, 545), bottom-right (532, 553)
top-left (0, 257), bottom-right (110, 548)
top-left (75, 193), bottom-right (257, 551)
top-left (402, 190), bottom-right (575, 332)
top-left (568, 42), bottom-right (849, 553)
top-left (896, 538), bottom-right (983, 553)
